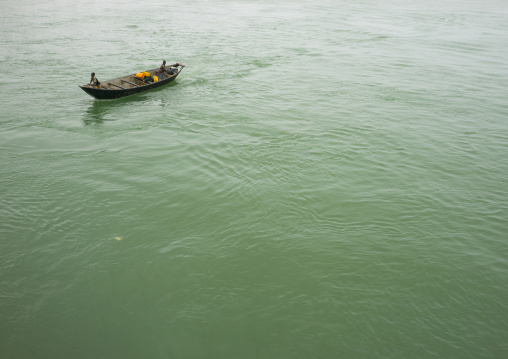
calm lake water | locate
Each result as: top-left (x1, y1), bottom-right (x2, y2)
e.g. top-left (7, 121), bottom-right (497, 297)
top-left (1, 0), bottom-right (508, 358)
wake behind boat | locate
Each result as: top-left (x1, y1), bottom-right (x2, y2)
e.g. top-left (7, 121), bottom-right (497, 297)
top-left (79, 62), bottom-right (185, 100)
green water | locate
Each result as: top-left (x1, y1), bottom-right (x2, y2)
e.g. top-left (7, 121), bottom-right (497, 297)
top-left (1, 0), bottom-right (508, 358)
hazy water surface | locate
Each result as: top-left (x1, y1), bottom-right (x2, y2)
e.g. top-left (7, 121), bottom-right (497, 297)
top-left (1, 0), bottom-right (508, 358)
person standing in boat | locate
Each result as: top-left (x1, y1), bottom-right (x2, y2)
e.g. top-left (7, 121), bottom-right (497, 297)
top-left (89, 72), bottom-right (100, 87)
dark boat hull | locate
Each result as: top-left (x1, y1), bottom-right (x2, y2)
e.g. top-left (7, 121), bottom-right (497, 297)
top-left (79, 68), bottom-right (182, 100)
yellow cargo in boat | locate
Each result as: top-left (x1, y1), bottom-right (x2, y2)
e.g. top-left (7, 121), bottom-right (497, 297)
top-left (142, 71), bottom-right (151, 77)
top-left (135, 72), bottom-right (144, 79)
top-left (153, 76), bottom-right (158, 82)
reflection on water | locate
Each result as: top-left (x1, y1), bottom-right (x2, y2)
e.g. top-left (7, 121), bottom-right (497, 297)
top-left (83, 100), bottom-right (111, 125)
top-left (82, 94), bottom-right (148, 125)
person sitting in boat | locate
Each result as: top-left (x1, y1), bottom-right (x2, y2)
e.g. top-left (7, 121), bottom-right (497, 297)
top-left (158, 60), bottom-right (168, 79)
top-left (89, 72), bottom-right (100, 87)
top-left (158, 60), bottom-right (181, 79)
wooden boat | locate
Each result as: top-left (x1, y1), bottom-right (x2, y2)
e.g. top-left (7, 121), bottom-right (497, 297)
top-left (79, 63), bottom-right (185, 100)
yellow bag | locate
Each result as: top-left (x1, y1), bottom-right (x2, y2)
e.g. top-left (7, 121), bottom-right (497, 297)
top-left (153, 76), bottom-right (158, 82)
top-left (135, 72), bottom-right (144, 79)
top-left (142, 71), bottom-right (151, 77)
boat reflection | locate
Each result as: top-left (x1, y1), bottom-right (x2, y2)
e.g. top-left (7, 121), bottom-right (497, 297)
top-left (82, 95), bottom-right (147, 125)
